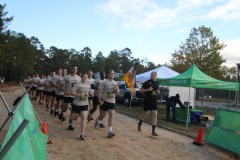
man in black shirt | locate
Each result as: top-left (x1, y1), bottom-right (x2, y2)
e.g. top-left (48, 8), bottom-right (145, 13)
top-left (137, 71), bottom-right (160, 136)
top-left (166, 93), bottom-right (185, 122)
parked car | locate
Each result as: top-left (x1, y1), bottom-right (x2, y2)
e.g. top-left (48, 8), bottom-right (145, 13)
top-left (116, 81), bottom-right (144, 106)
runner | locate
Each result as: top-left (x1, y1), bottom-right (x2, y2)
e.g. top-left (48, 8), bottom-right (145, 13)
top-left (94, 69), bottom-right (120, 138)
top-left (54, 68), bottom-right (67, 117)
top-left (35, 74), bottom-right (45, 105)
top-left (88, 71), bottom-right (105, 128)
top-left (59, 65), bottom-right (81, 122)
top-left (70, 73), bottom-right (93, 140)
top-left (137, 71), bottom-right (160, 136)
top-left (43, 72), bottom-right (54, 110)
top-left (49, 70), bottom-right (59, 115)
top-left (86, 70), bottom-right (94, 115)
top-left (30, 74), bottom-right (39, 100)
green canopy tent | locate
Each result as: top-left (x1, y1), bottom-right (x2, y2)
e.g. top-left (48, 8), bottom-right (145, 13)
top-left (157, 64), bottom-right (240, 127)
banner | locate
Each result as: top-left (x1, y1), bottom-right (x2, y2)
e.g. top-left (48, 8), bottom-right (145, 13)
top-left (0, 94), bottom-right (47, 160)
top-left (205, 108), bottom-right (240, 154)
top-left (121, 63), bottom-right (138, 94)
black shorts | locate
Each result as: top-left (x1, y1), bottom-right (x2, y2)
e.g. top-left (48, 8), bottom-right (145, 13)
top-left (72, 104), bottom-right (88, 113)
top-left (101, 101), bottom-right (115, 112)
top-left (93, 95), bottom-right (100, 106)
top-left (31, 86), bottom-right (37, 91)
top-left (143, 99), bottom-right (157, 111)
top-left (51, 91), bottom-right (56, 97)
top-left (63, 97), bottom-right (74, 104)
top-left (88, 97), bottom-right (93, 100)
top-left (44, 91), bottom-right (52, 96)
top-left (36, 90), bottom-right (43, 94)
top-left (56, 95), bottom-right (64, 101)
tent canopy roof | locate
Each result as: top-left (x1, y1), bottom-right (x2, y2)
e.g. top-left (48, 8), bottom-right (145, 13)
top-left (157, 64), bottom-right (239, 91)
top-left (136, 66), bottom-right (179, 83)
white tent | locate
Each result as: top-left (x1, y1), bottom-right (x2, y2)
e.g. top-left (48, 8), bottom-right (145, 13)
top-left (136, 66), bottom-right (179, 83)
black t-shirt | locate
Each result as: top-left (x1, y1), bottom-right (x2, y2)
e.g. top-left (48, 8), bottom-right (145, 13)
top-left (142, 79), bottom-right (159, 100)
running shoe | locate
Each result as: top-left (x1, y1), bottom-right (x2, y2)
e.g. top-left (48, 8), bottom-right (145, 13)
top-left (54, 111), bottom-right (59, 117)
top-left (99, 123), bottom-right (105, 128)
top-left (137, 124), bottom-right (141, 132)
top-left (80, 135), bottom-right (85, 140)
top-left (151, 132), bottom-right (158, 136)
top-left (94, 119), bottom-right (99, 128)
top-left (46, 104), bottom-right (49, 109)
top-left (68, 125), bottom-right (74, 131)
top-left (87, 114), bottom-right (92, 122)
top-left (107, 132), bottom-right (115, 138)
top-left (61, 116), bottom-right (66, 121)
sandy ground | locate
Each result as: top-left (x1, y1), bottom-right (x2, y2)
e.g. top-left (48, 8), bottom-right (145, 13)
top-left (0, 85), bottom-right (235, 160)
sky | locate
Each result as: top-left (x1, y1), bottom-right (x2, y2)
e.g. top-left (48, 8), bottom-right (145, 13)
top-left (1, 0), bottom-right (240, 67)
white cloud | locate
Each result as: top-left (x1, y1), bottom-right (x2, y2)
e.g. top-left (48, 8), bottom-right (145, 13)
top-left (221, 39), bottom-right (240, 67)
top-left (206, 0), bottom-right (240, 21)
top-left (96, 0), bottom-right (180, 30)
top-left (96, 0), bottom-right (235, 30)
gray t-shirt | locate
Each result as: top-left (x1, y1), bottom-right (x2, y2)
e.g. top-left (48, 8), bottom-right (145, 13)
top-left (71, 82), bottom-right (91, 106)
top-left (99, 79), bottom-right (118, 103)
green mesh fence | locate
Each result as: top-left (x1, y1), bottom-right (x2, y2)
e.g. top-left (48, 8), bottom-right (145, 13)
top-left (0, 94), bottom-right (47, 160)
top-left (206, 108), bottom-right (240, 154)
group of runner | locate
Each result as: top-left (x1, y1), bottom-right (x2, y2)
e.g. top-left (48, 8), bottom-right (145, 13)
top-left (25, 65), bottom-right (119, 140)
top-left (25, 66), bottom-right (161, 140)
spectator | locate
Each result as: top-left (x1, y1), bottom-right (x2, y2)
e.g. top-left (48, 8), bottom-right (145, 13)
top-left (166, 94), bottom-right (185, 122)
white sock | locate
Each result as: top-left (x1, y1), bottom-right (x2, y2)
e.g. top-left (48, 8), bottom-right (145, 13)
top-left (108, 127), bottom-right (112, 132)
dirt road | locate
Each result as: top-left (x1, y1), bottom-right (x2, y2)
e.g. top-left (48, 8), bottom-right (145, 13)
top-left (0, 86), bottom-right (234, 160)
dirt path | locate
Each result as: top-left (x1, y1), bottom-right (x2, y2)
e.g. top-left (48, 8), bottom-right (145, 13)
top-left (0, 86), bottom-right (234, 160)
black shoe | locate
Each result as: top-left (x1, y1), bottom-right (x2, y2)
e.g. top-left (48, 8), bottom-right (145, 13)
top-left (87, 115), bottom-right (91, 122)
top-left (46, 104), bottom-right (49, 109)
top-left (152, 132), bottom-right (158, 136)
top-left (80, 135), bottom-right (85, 140)
top-left (107, 132), bottom-right (115, 138)
top-left (61, 116), bottom-right (66, 121)
top-left (50, 109), bottom-right (54, 115)
top-left (58, 113), bottom-right (63, 120)
top-left (54, 111), bottom-right (59, 117)
top-left (137, 124), bottom-right (141, 132)
top-left (99, 123), bottom-right (105, 128)
top-left (68, 125), bottom-right (74, 131)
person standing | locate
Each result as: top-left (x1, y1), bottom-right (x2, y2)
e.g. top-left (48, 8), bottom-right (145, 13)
top-left (137, 71), bottom-right (160, 136)
top-left (94, 69), bottom-right (120, 138)
top-left (166, 93), bottom-right (185, 122)
top-left (70, 74), bottom-right (93, 140)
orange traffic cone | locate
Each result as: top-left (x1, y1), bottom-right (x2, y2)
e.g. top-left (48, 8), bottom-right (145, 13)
top-left (41, 122), bottom-right (53, 144)
top-left (42, 122), bottom-right (48, 134)
top-left (193, 127), bottom-right (204, 146)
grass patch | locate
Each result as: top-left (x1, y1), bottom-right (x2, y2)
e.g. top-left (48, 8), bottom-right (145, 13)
top-left (116, 102), bottom-right (217, 138)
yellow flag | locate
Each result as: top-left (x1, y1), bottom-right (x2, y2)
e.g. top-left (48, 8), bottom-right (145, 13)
top-left (121, 63), bottom-right (138, 94)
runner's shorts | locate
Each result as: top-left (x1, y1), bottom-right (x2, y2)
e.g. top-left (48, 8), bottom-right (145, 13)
top-left (143, 99), bottom-right (157, 111)
top-left (72, 104), bottom-right (88, 113)
top-left (101, 101), bottom-right (115, 112)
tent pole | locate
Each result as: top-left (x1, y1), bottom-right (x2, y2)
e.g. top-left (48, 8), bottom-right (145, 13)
top-left (186, 87), bottom-right (191, 128)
